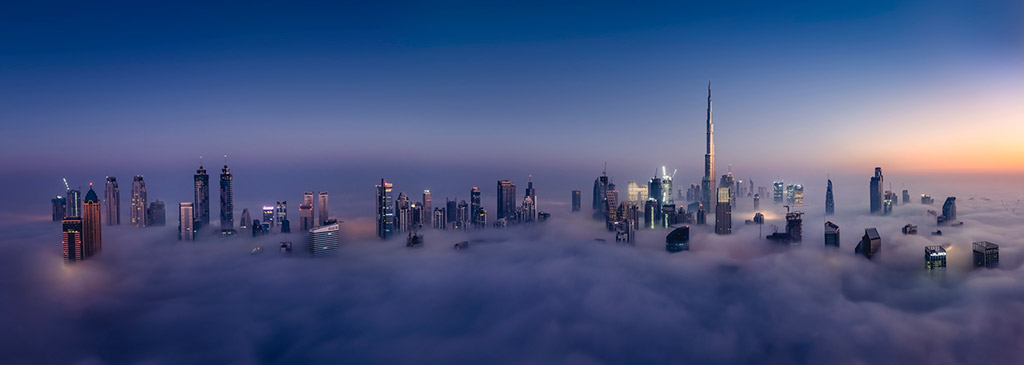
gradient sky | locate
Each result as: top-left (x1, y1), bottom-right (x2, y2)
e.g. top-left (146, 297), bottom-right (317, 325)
top-left (2, 1), bottom-right (1023, 219)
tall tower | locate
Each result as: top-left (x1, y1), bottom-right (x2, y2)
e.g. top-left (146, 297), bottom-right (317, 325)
top-left (62, 217), bottom-right (83, 263)
top-left (714, 187), bottom-right (731, 235)
top-left (299, 192), bottom-right (315, 231)
top-left (104, 176), bottom-right (120, 225)
top-left (377, 179), bottom-right (394, 239)
top-left (131, 175), bottom-right (147, 227)
top-left (422, 190), bottom-right (432, 227)
top-left (701, 82), bottom-right (716, 213)
top-left (219, 163), bottom-right (234, 231)
top-left (869, 167), bottom-right (884, 214)
top-left (526, 175), bottom-right (537, 208)
top-left (179, 202), bottom-right (195, 241)
top-left (82, 184), bottom-right (102, 258)
top-left (825, 178), bottom-right (835, 216)
top-left (317, 192), bottom-right (329, 225)
top-left (497, 180), bottom-right (517, 220)
top-left (194, 162), bottom-right (210, 229)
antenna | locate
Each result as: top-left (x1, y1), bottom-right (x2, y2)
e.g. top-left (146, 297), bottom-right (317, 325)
top-left (199, 155), bottom-right (203, 167)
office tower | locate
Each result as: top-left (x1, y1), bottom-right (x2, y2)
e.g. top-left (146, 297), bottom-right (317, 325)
top-left (394, 192), bottom-right (410, 233)
top-left (377, 179), bottom-right (394, 239)
top-left (309, 223), bottom-right (341, 257)
top-left (422, 190), bottom-right (432, 227)
top-left (791, 184), bottom-right (804, 206)
top-left (522, 196), bottom-right (536, 223)
top-left (194, 164), bottom-right (210, 229)
top-left (921, 194), bottom-right (934, 204)
top-left (902, 224), bottom-right (918, 235)
top-left (696, 204), bottom-right (706, 225)
top-left (262, 206), bottom-right (275, 228)
top-left (82, 184), bottom-right (102, 258)
top-left (571, 190), bottom-right (581, 212)
top-left (701, 82), bottom-right (716, 213)
top-left (773, 181), bottom-right (784, 204)
top-left (661, 168), bottom-right (674, 206)
top-left (972, 241), bottom-right (999, 268)
top-left (52, 196), bottom-right (67, 221)
top-left (869, 167), bottom-right (884, 214)
top-left (820, 179), bottom-right (833, 216)
top-left (497, 180), bottom-right (516, 220)
top-left (883, 191), bottom-right (894, 215)
top-left (785, 184), bottom-right (796, 204)
top-left (317, 192), bottom-right (329, 225)
top-left (62, 218), bottom-right (83, 263)
top-left (251, 219), bottom-right (261, 237)
top-left (525, 175), bottom-right (537, 208)
top-left (748, 178), bottom-right (754, 198)
top-left (644, 200), bottom-right (656, 229)
top-left (457, 200), bottom-right (469, 230)
top-left (593, 168), bottom-right (609, 211)
top-left (938, 197), bottom-right (957, 225)
top-left (130, 176), bottom-right (147, 227)
top-left (280, 219), bottom-right (290, 233)
top-left (433, 208), bottom-right (446, 230)
top-left (446, 198), bottom-right (458, 223)
top-left (299, 192), bottom-right (315, 231)
top-left (475, 208), bottom-right (487, 229)
top-left (470, 186), bottom-right (482, 222)
top-left (104, 177), bottom-right (120, 225)
top-left (179, 202), bottom-right (195, 241)
top-left (855, 228), bottom-right (881, 259)
top-left (648, 176), bottom-right (664, 221)
top-left (785, 211), bottom-right (803, 243)
top-left (605, 183), bottom-right (619, 218)
top-left (902, 190), bottom-right (910, 206)
top-left (638, 185), bottom-right (649, 204)
top-left (720, 173), bottom-right (734, 207)
top-left (753, 194), bottom-right (760, 210)
top-left (147, 200), bottom-right (166, 226)
top-left (925, 246), bottom-right (947, 270)
top-left (714, 187), bottom-right (731, 235)
top-left (892, 191), bottom-right (899, 206)
top-left (219, 164), bottom-right (233, 231)
top-left (239, 208), bottom-right (251, 229)
top-left (824, 221), bottom-right (840, 247)
top-left (627, 181), bottom-right (641, 203)
top-left (666, 226), bottom-right (690, 252)
top-left (66, 188), bottom-right (82, 219)
top-left (274, 201), bottom-right (287, 228)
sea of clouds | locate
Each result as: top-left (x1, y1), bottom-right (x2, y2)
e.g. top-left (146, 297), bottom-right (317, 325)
top-left (2, 194), bottom-right (1023, 364)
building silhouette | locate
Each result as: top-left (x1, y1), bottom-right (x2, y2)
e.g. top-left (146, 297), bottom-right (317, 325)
top-left (714, 187), bottom-right (731, 235)
top-left (825, 221), bottom-right (840, 247)
top-left (274, 201), bottom-right (287, 229)
top-left (938, 197), bottom-right (957, 225)
top-left (239, 208), bottom-right (251, 230)
top-left (422, 190), bottom-right (432, 228)
top-left (178, 202), bottom-right (194, 241)
top-left (925, 246), bottom-right (947, 270)
top-left (571, 190), bottom-right (581, 212)
top-left (921, 194), bottom-right (934, 204)
top-left (825, 178), bottom-right (835, 215)
top-left (317, 192), bottom-right (329, 226)
top-left (299, 192), bottom-right (315, 231)
top-left (902, 190), bottom-right (911, 206)
top-left (395, 192), bottom-right (410, 233)
top-left (593, 169), bottom-right (609, 212)
top-left (52, 195), bottom-right (66, 221)
top-left (131, 175), bottom-right (147, 227)
top-left (773, 181), bottom-right (784, 204)
top-left (262, 206), bottom-right (275, 229)
top-left (497, 180), bottom-right (516, 220)
top-left (855, 228), bottom-right (881, 259)
top-left (147, 200), bottom-right (166, 226)
top-left (82, 184), bottom-right (102, 258)
top-left (377, 179), bottom-right (394, 239)
top-left (219, 164), bottom-right (233, 231)
top-left (870, 167), bottom-right (884, 214)
top-left (309, 223), bottom-right (340, 257)
top-left (666, 226), bottom-right (690, 252)
top-left (972, 241), bottom-right (999, 268)
top-left (701, 82), bottom-right (716, 214)
top-left (105, 176), bottom-right (120, 225)
top-left (66, 187), bottom-right (81, 219)
top-left (62, 217), bottom-right (83, 263)
top-left (194, 164), bottom-right (210, 229)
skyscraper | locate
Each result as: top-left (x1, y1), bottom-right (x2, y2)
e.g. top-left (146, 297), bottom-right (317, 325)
top-left (627, 181), bottom-right (641, 203)
top-left (422, 190), bottom-right (432, 228)
top-left (239, 208), bottom-right (251, 229)
top-left (275, 201), bottom-right (287, 228)
top-left (925, 246), bottom-right (947, 270)
top-left (51, 195), bottom-right (66, 221)
top-left (526, 175), bottom-right (537, 209)
top-left (219, 164), bottom-right (233, 231)
top-left (262, 206), bottom-right (275, 228)
top-left (720, 172), bottom-right (734, 207)
top-left (317, 191), bottom-right (329, 226)
top-left (714, 187), bottom-right (731, 235)
top-left (593, 168), bottom-right (609, 212)
top-left (377, 179), bottom-right (394, 240)
top-left (497, 180), bottom-right (516, 220)
top-left (131, 175), bottom-right (147, 227)
top-left (395, 192), bottom-right (410, 233)
top-left (939, 197), bottom-right (957, 225)
top-left (179, 202), bottom-right (195, 241)
top-left (701, 82), bottom-right (716, 214)
top-left (825, 178), bottom-right (835, 216)
top-left (62, 218), bottom-right (83, 263)
top-left (824, 221), bottom-right (840, 247)
top-left (471, 187), bottom-right (484, 227)
top-left (773, 181), bottom-right (784, 204)
top-left (902, 189), bottom-right (911, 207)
top-left (82, 184), bottom-right (102, 258)
top-left (299, 192), bottom-right (315, 231)
top-left (883, 190), bottom-right (894, 215)
top-left (147, 200), bottom-right (166, 226)
top-left (66, 188), bottom-right (81, 219)
top-left (309, 223), bottom-right (341, 257)
top-left (457, 200), bottom-right (469, 230)
top-left (855, 228), bottom-right (881, 259)
top-left (649, 176), bottom-right (664, 221)
top-left (104, 176), bottom-right (120, 225)
top-left (446, 198), bottom-right (458, 224)
top-left (869, 167), bottom-right (884, 214)
top-left (972, 241), bottom-right (999, 268)
top-left (194, 164), bottom-right (210, 229)
top-left (571, 190), bottom-right (581, 212)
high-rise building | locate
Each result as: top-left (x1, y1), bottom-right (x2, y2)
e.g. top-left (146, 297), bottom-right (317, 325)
top-left (938, 197), bottom-right (957, 225)
top-left (605, 183), bottom-right (619, 220)
top-left (147, 200), bottom-right (166, 226)
top-left (309, 223), bottom-right (341, 257)
top-left (377, 179), bottom-right (394, 239)
top-left (262, 206), bottom-right (275, 228)
top-left (925, 246), bottom-right (947, 270)
top-left (82, 184), bottom-right (102, 258)
top-left (644, 200), bottom-right (657, 229)
top-left (219, 164), bottom-right (233, 231)
top-left (824, 221), bottom-right (840, 247)
top-left (649, 176), bottom-right (664, 221)
top-left (522, 196), bottom-right (537, 223)
top-left (627, 181), bottom-right (641, 203)
top-left (883, 190), bottom-right (894, 215)
top-left (593, 168), bottom-right (609, 212)
top-left (299, 192), bottom-right (315, 231)
top-left (446, 198), bottom-right (458, 224)
top-left (714, 187), bottom-right (731, 235)
top-left (422, 190), bottom-right (432, 227)
top-left (696, 204), bottom-right (706, 225)
top-left (179, 202), bottom-right (195, 241)
top-left (104, 177), bottom-right (120, 225)
top-left (62, 218), bottom-right (83, 263)
top-left (274, 201), bottom-right (287, 229)
top-left (773, 181), bottom-right (784, 204)
top-left (395, 192), bottom-right (410, 233)
top-left (921, 194), bottom-right (934, 205)
top-left (701, 82), bottom-right (716, 214)
top-left (470, 186), bottom-right (482, 222)
top-left (869, 167), bottom-right (884, 214)
top-left (825, 179), bottom-right (835, 216)
top-left (855, 228), bottom-right (881, 259)
top-left (720, 173), bottom-right (734, 207)
top-left (902, 190), bottom-right (911, 207)
top-left (525, 175), bottom-right (537, 209)
top-left (571, 190), bottom-right (581, 212)
top-left (239, 208), bottom-right (251, 229)
top-left (130, 176), bottom-right (147, 227)
top-left (661, 169), bottom-right (674, 206)
top-left (317, 192), bottom-right (329, 226)
top-left (194, 164), bottom-right (210, 229)
top-left (433, 208), bottom-right (447, 230)
top-left (753, 194), bottom-right (760, 210)
top-left (66, 188), bottom-right (81, 219)
top-left (666, 226), bottom-right (690, 252)
top-left (52, 196), bottom-right (67, 221)
top-left (972, 241), bottom-right (999, 268)
top-left (791, 184), bottom-right (804, 207)
top-left (497, 180), bottom-right (516, 220)
top-left (474, 208), bottom-right (487, 229)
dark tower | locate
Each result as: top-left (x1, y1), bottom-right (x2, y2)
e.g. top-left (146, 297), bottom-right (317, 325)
top-left (219, 162), bottom-right (234, 231)
top-left (194, 162), bottom-right (210, 229)
top-left (869, 167), bottom-right (883, 214)
top-left (701, 82), bottom-right (716, 214)
top-left (825, 178), bottom-right (835, 216)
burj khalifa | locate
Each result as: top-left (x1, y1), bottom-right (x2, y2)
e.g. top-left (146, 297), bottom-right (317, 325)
top-left (701, 82), bottom-right (715, 214)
